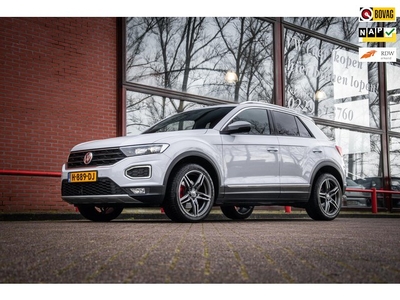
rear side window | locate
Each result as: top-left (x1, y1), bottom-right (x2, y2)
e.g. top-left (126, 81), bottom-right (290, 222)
top-left (272, 111), bottom-right (299, 136)
top-left (272, 111), bottom-right (313, 137)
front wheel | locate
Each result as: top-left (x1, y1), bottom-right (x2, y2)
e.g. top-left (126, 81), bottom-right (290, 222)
top-left (77, 205), bottom-right (123, 222)
top-left (306, 173), bottom-right (342, 221)
top-left (221, 206), bottom-right (254, 220)
top-left (163, 163), bottom-right (215, 222)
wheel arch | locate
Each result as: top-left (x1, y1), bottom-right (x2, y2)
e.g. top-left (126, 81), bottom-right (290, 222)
top-left (163, 151), bottom-right (221, 201)
top-left (311, 162), bottom-right (345, 193)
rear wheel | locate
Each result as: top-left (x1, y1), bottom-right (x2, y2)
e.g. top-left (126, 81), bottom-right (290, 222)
top-left (163, 163), bottom-right (214, 222)
top-left (306, 173), bottom-right (342, 221)
top-left (221, 206), bottom-right (254, 220)
top-left (77, 205), bottom-right (123, 222)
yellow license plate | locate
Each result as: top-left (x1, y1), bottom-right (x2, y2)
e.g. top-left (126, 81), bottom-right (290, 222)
top-left (69, 171), bottom-right (97, 183)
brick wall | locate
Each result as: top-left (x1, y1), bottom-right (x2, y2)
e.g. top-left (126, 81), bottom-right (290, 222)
top-left (0, 17), bottom-right (118, 212)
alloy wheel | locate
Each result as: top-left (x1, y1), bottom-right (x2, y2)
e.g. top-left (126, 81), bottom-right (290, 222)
top-left (318, 177), bottom-right (341, 217)
top-left (177, 169), bottom-right (213, 218)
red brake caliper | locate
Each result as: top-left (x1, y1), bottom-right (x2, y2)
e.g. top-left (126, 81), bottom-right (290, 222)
top-left (179, 184), bottom-right (186, 198)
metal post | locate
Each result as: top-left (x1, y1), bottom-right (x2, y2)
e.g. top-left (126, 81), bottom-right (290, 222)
top-left (371, 188), bottom-right (378, 214)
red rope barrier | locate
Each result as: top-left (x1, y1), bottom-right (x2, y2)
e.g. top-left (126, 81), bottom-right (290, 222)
top-left (346, 187), bottom-right (400, 213)
top-left (0, 170), bottom-right (61, 177)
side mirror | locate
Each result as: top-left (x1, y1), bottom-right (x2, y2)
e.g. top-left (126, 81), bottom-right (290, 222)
top-left (221, 121), bottom-right (252, 135)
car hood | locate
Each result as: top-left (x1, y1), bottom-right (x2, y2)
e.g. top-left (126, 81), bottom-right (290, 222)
top-left (70, 130), bottom-right (210, 151)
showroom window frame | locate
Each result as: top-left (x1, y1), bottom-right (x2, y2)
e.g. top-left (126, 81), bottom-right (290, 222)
top-left (278, 18), bottom-right (391, 194)
top-left (120, 16), bottom-right (399, 203)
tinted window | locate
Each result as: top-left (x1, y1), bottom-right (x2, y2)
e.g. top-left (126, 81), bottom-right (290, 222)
top-left (272, 111), bottom-right (299, 136)
top-left (231, 108), bottom-right (270, 135)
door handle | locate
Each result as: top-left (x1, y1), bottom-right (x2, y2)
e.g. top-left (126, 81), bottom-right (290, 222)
top-left (313, 149), bottom-right (323, 153)
top-left (267, 148), bottom-right (278, 153)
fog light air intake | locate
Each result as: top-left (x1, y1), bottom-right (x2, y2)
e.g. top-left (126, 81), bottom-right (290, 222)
top-left (125, 166), bottom-right (151, 178)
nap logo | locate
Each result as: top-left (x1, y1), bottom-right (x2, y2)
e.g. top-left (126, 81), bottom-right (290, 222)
top-left (359, 27), bottom-right (397, 43)
top-left (360, 7), bottom-right (396, 22)
top-left (359, 47), bottom-right (396, 62)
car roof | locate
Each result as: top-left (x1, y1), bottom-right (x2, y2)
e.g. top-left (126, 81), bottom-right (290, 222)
top-left (238, 101), bottom-right (313, 121)
top-left (187, 101), bottom-right (313, 121)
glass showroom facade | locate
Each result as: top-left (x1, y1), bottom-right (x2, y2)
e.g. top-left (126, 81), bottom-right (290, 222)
top-left (122, 17), bottom-right (400, 210)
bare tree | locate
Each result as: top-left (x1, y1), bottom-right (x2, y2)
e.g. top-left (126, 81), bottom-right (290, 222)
top-left (213, 18), bottom-right (273, 102)
top-left (284, 18), bottom-right (370, 119)
top-left (127, 17), bottom-right (275, 105)
top-left (126, 17), bottom-right (229, 126)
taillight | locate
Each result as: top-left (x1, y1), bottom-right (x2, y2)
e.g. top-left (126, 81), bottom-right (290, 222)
top-left (336, 145), bottom-right (343, 156)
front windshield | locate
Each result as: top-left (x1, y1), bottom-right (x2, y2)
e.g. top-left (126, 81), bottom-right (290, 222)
top-left (143, 106), bottom-right (234, 134)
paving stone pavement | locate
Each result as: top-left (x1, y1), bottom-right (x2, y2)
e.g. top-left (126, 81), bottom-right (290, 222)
top-left (1, 214), bottom-right (400, 284)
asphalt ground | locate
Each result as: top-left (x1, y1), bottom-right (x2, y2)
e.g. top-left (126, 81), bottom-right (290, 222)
top-left (1, 209), bottom-right (399, 299)
top-left (1, 206), bottom-right (399, 221)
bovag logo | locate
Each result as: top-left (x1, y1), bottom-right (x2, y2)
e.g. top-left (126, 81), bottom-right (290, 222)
top-left (359, 7), bottom-right (396, 22)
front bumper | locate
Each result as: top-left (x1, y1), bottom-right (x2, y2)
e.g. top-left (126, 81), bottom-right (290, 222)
top-left (61, 153), bottom-right (169, 206)
top-left (61, 178), bottom-right (165, 205)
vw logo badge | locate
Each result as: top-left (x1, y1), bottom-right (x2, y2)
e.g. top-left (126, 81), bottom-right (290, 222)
top-left (83, 152), bottom-right (93, 165)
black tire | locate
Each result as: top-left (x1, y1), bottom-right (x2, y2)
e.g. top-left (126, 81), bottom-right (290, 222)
top-left (306, 173), bottom-right (342, 221)
top-left (163, 163), bottom-right (215, 222)
top-left (77, 205), bottom-right (123, 222)
top-left (161, 205), bottom-right (175, 220)
top-left (221, 206), bottom-right (254, 220)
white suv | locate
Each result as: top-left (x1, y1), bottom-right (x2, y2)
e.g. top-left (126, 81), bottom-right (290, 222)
top-left (61, 102), bottom-right (346, 222)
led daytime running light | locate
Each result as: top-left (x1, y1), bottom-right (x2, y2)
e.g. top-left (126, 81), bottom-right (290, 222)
top-left (121, 144), bottom-right (169, 157)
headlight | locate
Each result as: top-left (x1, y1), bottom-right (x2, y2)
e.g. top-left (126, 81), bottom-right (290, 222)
top-left (120, 144), bottom-right (169, 157)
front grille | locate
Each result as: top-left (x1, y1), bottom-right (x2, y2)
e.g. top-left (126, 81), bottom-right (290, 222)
top-left (62, 178), bottom-right (126, 196)
top-left (67, 148), bottom-right (126, 168)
